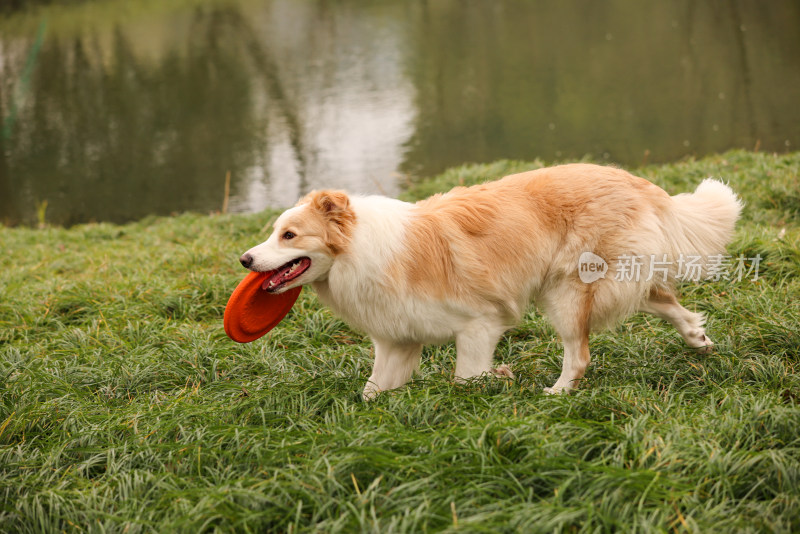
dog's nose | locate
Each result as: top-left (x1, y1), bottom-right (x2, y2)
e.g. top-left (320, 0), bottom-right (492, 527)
top-left (239, 253), bottom-right (254, 269)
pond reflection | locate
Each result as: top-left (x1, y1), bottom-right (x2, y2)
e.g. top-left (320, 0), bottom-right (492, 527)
top-left (1, 0), bottom-right (798, 226)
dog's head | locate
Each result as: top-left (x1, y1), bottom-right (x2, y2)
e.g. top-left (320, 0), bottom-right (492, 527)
top-left (239, 190), bottom-right (356, 293)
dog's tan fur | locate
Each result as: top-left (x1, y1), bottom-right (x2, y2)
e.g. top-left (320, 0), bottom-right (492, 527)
top-left (297, 191), bottom-right (357, 255)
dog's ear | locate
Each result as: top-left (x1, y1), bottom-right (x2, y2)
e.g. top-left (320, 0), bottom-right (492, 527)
top-left (316, 190), bottom-right (350, 215)
top-left (302, 190), bottom-right (351, 219)
top-left (302, 190), bottom-right (356, 254)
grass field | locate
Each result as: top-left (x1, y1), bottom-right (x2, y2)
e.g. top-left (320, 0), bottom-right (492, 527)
top-left (1, 150), bottom-right (799, 533)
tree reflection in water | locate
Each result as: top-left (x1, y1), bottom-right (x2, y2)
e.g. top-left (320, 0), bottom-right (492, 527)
top-left (0, 0), bottom-right (798, 225)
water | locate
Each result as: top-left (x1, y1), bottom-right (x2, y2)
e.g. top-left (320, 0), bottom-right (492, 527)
top-left (1, 0), bottom-right (799, 226)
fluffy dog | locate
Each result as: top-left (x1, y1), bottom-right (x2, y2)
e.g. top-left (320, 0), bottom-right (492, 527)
top-left (239, 164), bottom-right (741, 399)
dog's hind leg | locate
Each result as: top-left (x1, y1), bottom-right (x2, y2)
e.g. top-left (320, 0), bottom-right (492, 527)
top-left (639, 289), bottom-right (713, 353)
top-left (542, 287), bottom-right (592, 395)
top-left (363, 339), bottom-right (422, 401)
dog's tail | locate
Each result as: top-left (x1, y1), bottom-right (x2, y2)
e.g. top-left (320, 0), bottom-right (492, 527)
top-left (665, 179), bottom-right (742, 276)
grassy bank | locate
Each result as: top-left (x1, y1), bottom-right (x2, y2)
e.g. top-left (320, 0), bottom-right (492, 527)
top-left (1, 150), bottom-right (799, 532)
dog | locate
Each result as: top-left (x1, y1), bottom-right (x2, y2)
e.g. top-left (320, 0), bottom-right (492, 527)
top-left (239, 163), bottom-right (741, 399)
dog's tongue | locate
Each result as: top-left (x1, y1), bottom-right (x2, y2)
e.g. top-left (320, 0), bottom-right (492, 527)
top-left (259, 259), bottom-right (311, 291)
top-left (261, 263), bottom-right (297, 290)
top-left (261, 270), bottom-right (280, 290)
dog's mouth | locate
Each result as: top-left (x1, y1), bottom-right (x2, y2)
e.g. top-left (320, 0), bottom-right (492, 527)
top-left (262, 257), bottom-right (311, 292)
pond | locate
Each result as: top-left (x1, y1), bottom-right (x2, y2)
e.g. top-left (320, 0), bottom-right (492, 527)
top-left (1, 0), bottom-right (799, 226)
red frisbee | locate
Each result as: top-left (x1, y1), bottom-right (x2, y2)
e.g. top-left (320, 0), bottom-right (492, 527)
top-left (224, 271), bottom-right (302, 343)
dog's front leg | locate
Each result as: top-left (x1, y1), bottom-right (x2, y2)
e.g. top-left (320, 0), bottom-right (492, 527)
top-left (363, 339), bottom-right (422, 401)
top-left (454, 325), bottom-right (505, 382)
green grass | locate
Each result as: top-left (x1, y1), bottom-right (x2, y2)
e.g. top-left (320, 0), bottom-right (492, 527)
top-left (1, 150), bottom-right (799, 533)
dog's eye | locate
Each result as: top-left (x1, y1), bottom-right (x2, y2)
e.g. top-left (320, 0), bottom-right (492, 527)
top-left (282, 231), bottom-right (296, 240)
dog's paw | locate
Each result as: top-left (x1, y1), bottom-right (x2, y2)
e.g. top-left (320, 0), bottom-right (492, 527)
top-left (698, 334), bottom-right (715, 353)
top-left (490, 364), bottom-right (515, 379)
top-left (543, 386), bottom-right (562, 395)
top-left (689, 332), bottom-right (715, 354)
top-left (362, 383), bottom-right (381, 402)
